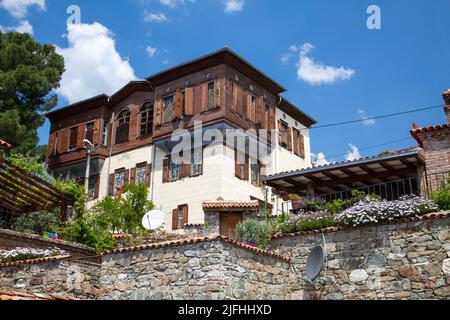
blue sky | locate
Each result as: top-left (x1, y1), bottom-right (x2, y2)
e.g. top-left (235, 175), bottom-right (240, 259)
top-left (1, 0), bottom-right (449, 163)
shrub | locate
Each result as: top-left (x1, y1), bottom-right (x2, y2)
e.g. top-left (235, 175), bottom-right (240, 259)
top-left (12, 210), bottom-right (60, 235)
top-left (431, 175), bottom-right (450, 211)
top-left (276, 210), bottom-right (336, 234)
top-left (335, 195), bottom-right (439, 228)
top-left (236, 220), bottom-right (273, 249)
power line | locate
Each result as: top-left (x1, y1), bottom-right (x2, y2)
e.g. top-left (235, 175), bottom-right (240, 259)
top-left (308, 104), bottom-right (443, 130)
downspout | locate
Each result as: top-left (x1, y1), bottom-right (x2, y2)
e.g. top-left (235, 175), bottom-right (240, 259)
top-left (148, 80), bottom-right (156, 202)
top-left (275, 96), bottom-right (282, 214)
top-left (106, 107), bottom-right (115, 197)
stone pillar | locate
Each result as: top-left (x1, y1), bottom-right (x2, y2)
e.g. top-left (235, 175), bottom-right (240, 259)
top-left (416, 164), bottom-right (427, 197)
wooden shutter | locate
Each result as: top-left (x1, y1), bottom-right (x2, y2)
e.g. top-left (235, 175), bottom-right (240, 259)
top-left (255, 97), bottom-right (264, 125)
top-left (47, 132), bottom-right (56, 157)
top-left (236, 85), bottom-right (243, 116)
top-left (94, 175), bottom-right (100, 199)
top-left (244, 154), bottom-right (249, 181)
top-left (172, 208), bottom-right (179, 230)
top-left (278, 120), bottom-right (283, 146)
top-left (184, 88), bottom-right (194, 115)
top-left (124, 169), bottom-right (130, 185)
top-left (130, 167), bottom-right (136, 185)
top-left (154, 99), bottom-right (162, 126)
top-left (108, 173), bottom-right (115, 196)
top-left (200, 83), bottom-right (208, 112)
top-left (175, 89), bottom-right (182, 119)
top-left (145, 163), bottom-right (152, 186)
top-left (107, 120), bottom-right (112, 146)
top-left (59, 128), bottom-right (70, 153)
top-left (292, 129), bottom-right (299, 155)
top-left (182, 205), bottom-right (189, 226)
top-left (299, 133), bottom-right (305, 158)
top-left (269, 106), bottom-right (275, 129)
top-left (215, 80), bottom-right (222, 108)
top-left (162, 158), bottom-right (169, 183)
top-left (180, 161), bottom-right (190, 178)
top-left (246, 95), bottom-right (253, 122)
top-left (235, 149), bottom-right (241, 178)
top-left (287, 127), bottom-right (293, 151)
top-left (76, 125), bottom-right (84, 149)
top-left (93, 120), bottom-right (101, 145)
top-left (231, 83), bottom-right (238, 113)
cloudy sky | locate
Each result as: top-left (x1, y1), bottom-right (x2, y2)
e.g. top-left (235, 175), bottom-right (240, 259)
top-left (1, 0), bottom-right (449, 163)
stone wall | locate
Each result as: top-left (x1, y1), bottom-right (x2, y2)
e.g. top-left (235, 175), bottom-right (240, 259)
top-left (0, 238), bottom-right (292, 300)
top-left (268, 213), bottom-right (450, 300)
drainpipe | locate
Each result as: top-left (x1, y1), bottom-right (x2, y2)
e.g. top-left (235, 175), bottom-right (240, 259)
top-left (274, 96), bottom-right (282, 214)
top-left (106, 111), bottom-right (115, 196)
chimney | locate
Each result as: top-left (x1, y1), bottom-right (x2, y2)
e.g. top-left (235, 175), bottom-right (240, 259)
top-left (443, 89), bottom-right (450, 124)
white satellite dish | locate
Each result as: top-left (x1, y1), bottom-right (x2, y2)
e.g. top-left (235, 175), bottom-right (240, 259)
top-left (305, 245), bottom-right (325, 281)
top-left (142, 210), bottom-right (165, 230)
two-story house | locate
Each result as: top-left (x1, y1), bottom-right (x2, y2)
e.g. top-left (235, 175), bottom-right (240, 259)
top-left (45, 48), bottom-right (316, 238)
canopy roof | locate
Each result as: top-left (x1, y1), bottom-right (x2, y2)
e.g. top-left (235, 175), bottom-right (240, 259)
top-left (0, 157), bottom-right (67, 214)
top-left (264, 148), bottom-right (424, 196)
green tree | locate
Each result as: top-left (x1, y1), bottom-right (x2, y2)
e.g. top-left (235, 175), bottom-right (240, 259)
top-left (0, 32), bottom-right (65, 157)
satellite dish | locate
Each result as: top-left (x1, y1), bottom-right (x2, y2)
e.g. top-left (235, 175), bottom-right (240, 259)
top-left (305, 245), bottom-right (325, 281)
top-left (142, 210), bottom-right (165, 230)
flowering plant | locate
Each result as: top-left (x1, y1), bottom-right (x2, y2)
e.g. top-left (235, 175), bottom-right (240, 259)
top-left (335, 195), bottom-right (439, 228)
top-left (0, 247), bottom-right (68, 263)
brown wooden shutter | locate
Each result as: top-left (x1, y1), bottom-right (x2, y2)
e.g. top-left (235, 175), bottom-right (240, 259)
top-left (215, 80), bottom-right (222, 108)
top-left (182, 205), bottom-right (189, 226)
top-left (130, 167), bottom-right (136, 185)
top-left (175, 89), bottom-right (182, 119)
top-left (246, 95), bottom-right (253, 122)
top-left (93, 120), bottom-right (101, 145)
top-left (145, 163), bottom-right (152, 186)
top-left (107, 120), bottom-right (112, 146)
top-left (172, 208), bottom-right (179, 230)
top-left (278, 120), bottom-right (283, 146)
top-left (76, 125), bottom-right (84, 149)
top-left (255, 97), bottom-right (264, 125)
top-left (162, 158), bottom-right (169, 182)
top-left (154, 99), bottom-right (162, 126)
top-left (180, 161), bottom-right (190, 178)
top-left (124, 169), bottom-right (130, 185)
top-left (108, 173), bottom-right (115, 196)
top-left (200, 83), bottom-right (208, 112)
top-left (184, 88), bottom-right (194, 115)
top-left (299, 133), bottom-right (305, 158)
top-left (269, 106), bottom-right (275, 129)
top-left (94, 175), bottom-right (100, 199)
top-left (60, 128), bottom-right (70, 153)
top-left (231, 83), bottom-right (238, 113)
top-left (235, 149), bottom-right (241, 178)
top-left (292, 129), bottom-right (299, 155)
top-left (244, 154), bottom-right (249, 181)
top-left (47, 132), bottom-right (56, 157)
top-left (236, 85), bottom-right (243, 116)
top-left (287, 127), bottom-right (293, 151)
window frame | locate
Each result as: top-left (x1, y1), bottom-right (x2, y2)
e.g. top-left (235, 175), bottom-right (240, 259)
top-left (162, 94), bottom-right (175, 124)
top-left (113, 169), bottom-right (125, 195)
top-left (279, 121), bottom-right (289, 150)
top-left (69, 126), bottom-right (78, 151)
top-left (101, 120), bottom-right (109, 146)
top-left (116, 109), bottom-right (131, 144)
top-left (207, 82), bottom-right (215, 109)
top-left (85, 122), bottom-right (95, 144)
top-left (135, 162), bottom-right (147, 185)
top-left (139, 102), bottom-right (154, 137)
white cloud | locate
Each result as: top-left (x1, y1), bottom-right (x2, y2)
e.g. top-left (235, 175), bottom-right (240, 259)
top-left (144, 11), bottom-right (169, 22)
top-left (280, 52), bottom-right (292, 65)
top-left (162, 59), bottom-right (170, 65)
top-left (0, 0), bottom-right (45, 18)
top-left (146, 46), bottom-right (158, 57)
top-left (56, 22), bottom-right (137, 104)
top-left (288, 43), bottom-right (355, 85)
top-left (159, 0), bottom-right (195, 9)
top-left (312, 152), bottom-right (330, 166)
top-left (357, 109), bottom-right (376, 126)
top-left (345, 144), bottom-right (362, 161)
top-left (224, 0), bottom-right (244, 14)
top-left (0, 19), bottom-right (33, 34)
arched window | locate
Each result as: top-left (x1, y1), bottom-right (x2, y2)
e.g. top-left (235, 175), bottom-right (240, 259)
top-left (116, 110), bottom-right (130, 143)
top-left (140, 103), bottom-right (153, 136)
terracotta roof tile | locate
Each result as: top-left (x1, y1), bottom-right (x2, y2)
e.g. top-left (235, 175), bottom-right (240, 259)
top-left (101, 235), bottom-right (290, 263)
top-left (0, 255), bottom-right (70, 268)
top-left (410, 124), bottom-right (450, 146)
top-left (271, 211), bottom-right (450, 240)
top-left (0, 139), bottom-right (12, 149)
top-left (202, 200), bottom-right (259, 209)
top-left (0, 291), bottom-right (76, 300)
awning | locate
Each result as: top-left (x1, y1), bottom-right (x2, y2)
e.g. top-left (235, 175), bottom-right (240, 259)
top-left (263, 148), bottom-right (424, 196)
top-left (0, 157), bottom-right (67, 215)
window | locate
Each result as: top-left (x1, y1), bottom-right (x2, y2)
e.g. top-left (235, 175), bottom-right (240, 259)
top-left (235, 150), bottom-right (248, 180)
top-left (279, 121), bottom-right (289, 149)
top-left (292, 128), bottom-right (305, 158)
top-left (69, 127), bottom-right (78, 151)
top-left (116, 110), bottom-right (130, 143)
top-left (251, 162), bottom-right (261, 186)
top-left (169, 157), bottom-right (180, 182)
top-left (85, 122), bottom-right (94, 143)
top-left (191, 150), bottom-right (203, 177)
top-left (140, 103), bottom-right (153, 136)
top-left (87, 176), bottom-right (98, 200)
top-left (102, 120), bottom-right (109, 146)
top-left (114, 171), bottom-right (125, 195)
top-left (163, 95), bottom-right (174, 123)
top-left (136, 164), bottom-right (147, 185)
top-left (207, 82), bottom-right (215, 109)
top-left (172, 204), bottom-right (188, 230)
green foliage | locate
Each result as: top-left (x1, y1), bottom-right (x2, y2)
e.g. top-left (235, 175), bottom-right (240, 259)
top-left (12, 210), bottom-right (60, 235)
top-left (276, 212), bottom-right (336, 234)
top-left (0, 32), bottom-right (65, 155)
top-left (8, 152), bottom-right (49, 178)
top-left (236, 220), bottom-right (273, 249)
top-left (431, 175), bottom-right (450, 211)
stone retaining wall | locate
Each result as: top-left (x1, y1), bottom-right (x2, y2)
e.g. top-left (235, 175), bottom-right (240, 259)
top-left (268, 214), bottom-right (450, 300)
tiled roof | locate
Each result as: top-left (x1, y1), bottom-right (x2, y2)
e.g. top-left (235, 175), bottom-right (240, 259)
top-left (202, 200), bottom-right (259, 209)
top-left (411, 124), bottom-right (450, 146)
top-left (0, 139), bottom-right (12, 149)
top-left (271, 211), bottom-right (450, 240)
top-left (264, 147), bottom-right (419, 180)
top-left (0, 255), bottom-right (70, 268)
top-left (102, 235), bottom-right (290, 263)
top-left (0, 291), bottom-right (76, 300)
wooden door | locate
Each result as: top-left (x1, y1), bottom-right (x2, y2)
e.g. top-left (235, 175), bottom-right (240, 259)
top-left (219, 213), bottom-right (243, 241)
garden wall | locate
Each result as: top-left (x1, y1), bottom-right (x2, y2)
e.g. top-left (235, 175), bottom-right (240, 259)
top-left (268, 212), bottom-right (450, 300)
top-left (0, 237), bottom-right (294, 300)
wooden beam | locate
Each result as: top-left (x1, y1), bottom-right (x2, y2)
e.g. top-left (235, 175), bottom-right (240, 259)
top-left (379, 161), bottom-right (395, 171)
top-left (303, 174), bottom-right (325, 184)
top-left (0, 176), bottom-right (49, 208)
top-left (400, 159), bottom-right (417, 170)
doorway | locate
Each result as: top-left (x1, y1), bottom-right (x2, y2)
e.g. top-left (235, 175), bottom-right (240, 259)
top-left (219, 213), bottom-right (243, 241)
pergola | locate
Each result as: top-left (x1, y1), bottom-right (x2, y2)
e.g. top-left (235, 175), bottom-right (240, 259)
top-left (0, 157), bottom-right (68, 221)
top-left (264, 148), bottom-right (425, 201)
